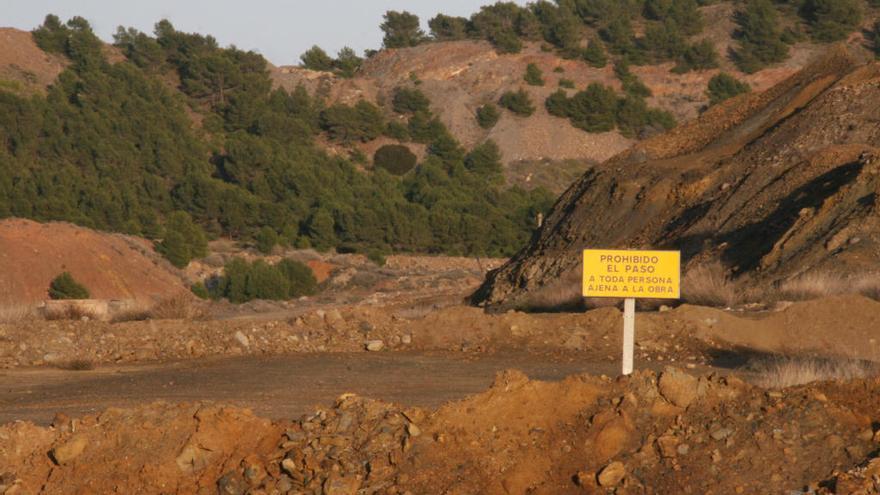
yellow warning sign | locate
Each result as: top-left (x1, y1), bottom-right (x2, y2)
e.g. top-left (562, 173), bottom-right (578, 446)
top-left (582, 249), bottom-right (681, 299)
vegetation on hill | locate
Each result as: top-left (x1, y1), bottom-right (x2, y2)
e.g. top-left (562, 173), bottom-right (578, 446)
top-left (49, 272), bottom-right (90, 300)
top-left (206, 258), bottom-right (318, 303)
top-left (707, 73), bottom-right (751, 105)
top-left (0, 15), bottom-right (554, 266)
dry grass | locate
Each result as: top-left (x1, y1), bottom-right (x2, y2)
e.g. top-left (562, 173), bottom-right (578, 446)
top-left (681, 262), bottom-right (739, 308)
top-left (43, 304), bottom-right (99, 321)
top-left (0, 305), bottom-right (36, 323)
top-left (751, 356), bottom-right (876, 389)
top-left (148, 295), bottom-right (206, 320)
top-left (778, 272), bottom-right (880, 302)
top-left (109, 307), bottom-right (152, 323)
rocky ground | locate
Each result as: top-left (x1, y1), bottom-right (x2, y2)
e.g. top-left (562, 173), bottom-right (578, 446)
top-left (3, 368), bottom-right (880, 494)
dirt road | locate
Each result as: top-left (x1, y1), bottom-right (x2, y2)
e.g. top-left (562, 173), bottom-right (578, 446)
top-left (0, 350), bottom-right (664, 425)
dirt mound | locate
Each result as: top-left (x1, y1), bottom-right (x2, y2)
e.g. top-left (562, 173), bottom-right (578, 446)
top-left (0, 28), bottom-right (66, 94)
top-left (0, 218), bottom-right (188, 306)
top-left (3, 368), bottom-right (879, 494)
top-left (474, 46), bottom-right (880, 310)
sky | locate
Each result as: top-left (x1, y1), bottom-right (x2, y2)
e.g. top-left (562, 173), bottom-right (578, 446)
top-left (2, 0), bottom-right (527, 66)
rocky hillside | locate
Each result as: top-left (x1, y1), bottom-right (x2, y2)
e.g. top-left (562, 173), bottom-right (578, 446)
top-left (473, 45), bottom-right (880, 311)
top-left (272, 3), bottom-right (823, 169)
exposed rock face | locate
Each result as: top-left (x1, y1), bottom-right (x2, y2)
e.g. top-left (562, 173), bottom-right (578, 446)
top-left (473, 46), bottom-right (880, 311)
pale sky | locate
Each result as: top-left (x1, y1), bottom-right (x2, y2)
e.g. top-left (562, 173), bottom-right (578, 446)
top-left (1, 0), bottom-right (527, 65)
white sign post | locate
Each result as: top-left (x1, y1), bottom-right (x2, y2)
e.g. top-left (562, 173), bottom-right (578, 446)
top-left (582, 249), bottom-right (681, 376)
top-left (622, 298), bottom-right (635, 375)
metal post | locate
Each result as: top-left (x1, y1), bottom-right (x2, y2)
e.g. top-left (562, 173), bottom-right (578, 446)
top-left (622, 298), bottom-right (635, 375)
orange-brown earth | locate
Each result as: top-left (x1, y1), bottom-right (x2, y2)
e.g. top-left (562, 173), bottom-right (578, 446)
top-left (0, 218), bottom-right (189, 306)
top-left (3, 368), bottom-right (880, 494)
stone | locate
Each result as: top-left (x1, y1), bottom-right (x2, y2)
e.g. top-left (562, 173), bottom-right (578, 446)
top-left (407, 422), bottom-right (421, 437)
top-left (658, 367), bottom-right (699, 408)
top-left (217, 471), bottom-right (248, 495)
top-left (401, 334), bottom-right (412, 345)
top-left (365, 340), bottom-right (385, 352)
top-left (281, 458), bottom-right (297, 476)
top-left (325, 309), bottom-right (344, 326)
top-left (594, 419), bottom-right (631, 461)
top-left (234, 331), bottom-right (250, 348)
top-left (656, 435), bottom-right (679, 458)
top-left (710, 427), bottom-right (734, 441)
top-left (51, 435), bottom-right (88, 465)
top-left (323, 472), bottom-right (361, 495)
top-left (597, 461), bottom-right (626, 487)
top-left (176, 443), bottom-right (212, 473)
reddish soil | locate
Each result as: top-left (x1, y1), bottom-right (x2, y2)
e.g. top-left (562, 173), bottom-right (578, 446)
top-left (0, 218), bottom-right (189, 306)
top-left (3, 368), bottom-right (879, 494)
top-left (0, 27), bottom-right (66, 94)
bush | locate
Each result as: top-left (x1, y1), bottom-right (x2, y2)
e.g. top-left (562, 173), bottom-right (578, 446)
top-left (256, 226), bottom-right (278, 254)
top-left (499, 89), bottom-right (536, 117)
top-left (207, 257), bottom-right (317, 303)
top-left (408, 111), bottom-right (447, 143)
top-left (545, 89), bottom-right (571, 117)
top-left (674, 40), bottom-right (720, 73)
top-left (429, 14), bottom-right (469, 41)
top-left (157, 211), bottom-right (208, 269)
top-left (320, 100), bottom-right (385, 144)
top-left (374, 144), bottom-right (418, 175)
top-left (49, 272), bottom-right (90, 300)
top-left (475, 103), bottom-right (501, 129)
top-left (524, 63), bottom-right (545, 86)
top-left (707, 73), bottom-right (751, 105)
top-left (800, 0), bottom-right (862, 42)
top-left (300, 45), bottom-right (334, 71)
top-left (392, 87), bottom-right (431, 114)
top-left (583, 38), bottom-right (608, 68)
top-left (558, 78), bottom-right (575, 89)
top-left (384, 120), bottom-right (410, 141)
top-left (277, 259), bottom-right (318, 296)
top-left (734, 0), bottom-right (790, 73)
top-left (567, 83), bottom-right (618, 132)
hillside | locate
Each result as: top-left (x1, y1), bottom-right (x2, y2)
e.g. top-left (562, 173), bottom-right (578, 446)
top-left (473, 45), bottom-right (880, 311)
top-left (0, 1), bottom-right (877, 265)
top-left (272, 2), bottom-right (822, 169)
top-left (0, 218), bottom-right (188, 306)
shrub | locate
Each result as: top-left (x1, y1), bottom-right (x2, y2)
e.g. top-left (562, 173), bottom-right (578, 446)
top-left (524, 63), bottom-right (545, 86)
top-left (277, 259), bottom-right (318, 296)
top-left (558, 78), bottom-right (575, 89)
top-left (191, 282), bottom-right (210, 299)
top-left (157, 211), bottom-right (208, 268)
top-left (567, 83), bottom-right (618, 132)
top-left (583, 38), bottom-right (608, 68)
top-left (392, 87), bottom-right (431, 114)
top-left (300, 45), bottom-right (334, 71)
top-left (207, 257), bottom-right (318, 303)
top-left (149, 295), bottom-right (204, 320)
top-left (49, 272), bottom-right (90, 300)
top-left (374, 144), bottom-right (418, 175)
top-left (734, 0), bottom-right (789, 73)
top-left (800, 0), bottom-right (862, 42)
top-left (429, 14), bottom-right (469, 40)
top-left (408, 110), bottom-right (447, 143)
top-left (475, 103), bottom-right (501, 129)
top-left (674, 40), bottom-right (720, 73)
top-left (499, 89), bottom-right (535, 117)
top-left (384, 120), bottom-right (410, 141)
top-left (320, 101), bottom-right (385, 144)
top-left (256, 226), bottom-right (278, 254)
top-left (707, 73), bottom-right (751, 105)
top-left (545, 89), bottom-right (571, 117)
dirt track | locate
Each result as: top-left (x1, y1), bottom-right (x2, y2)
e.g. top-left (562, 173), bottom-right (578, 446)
top-left (0, 350), bottom-right (673, 425)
